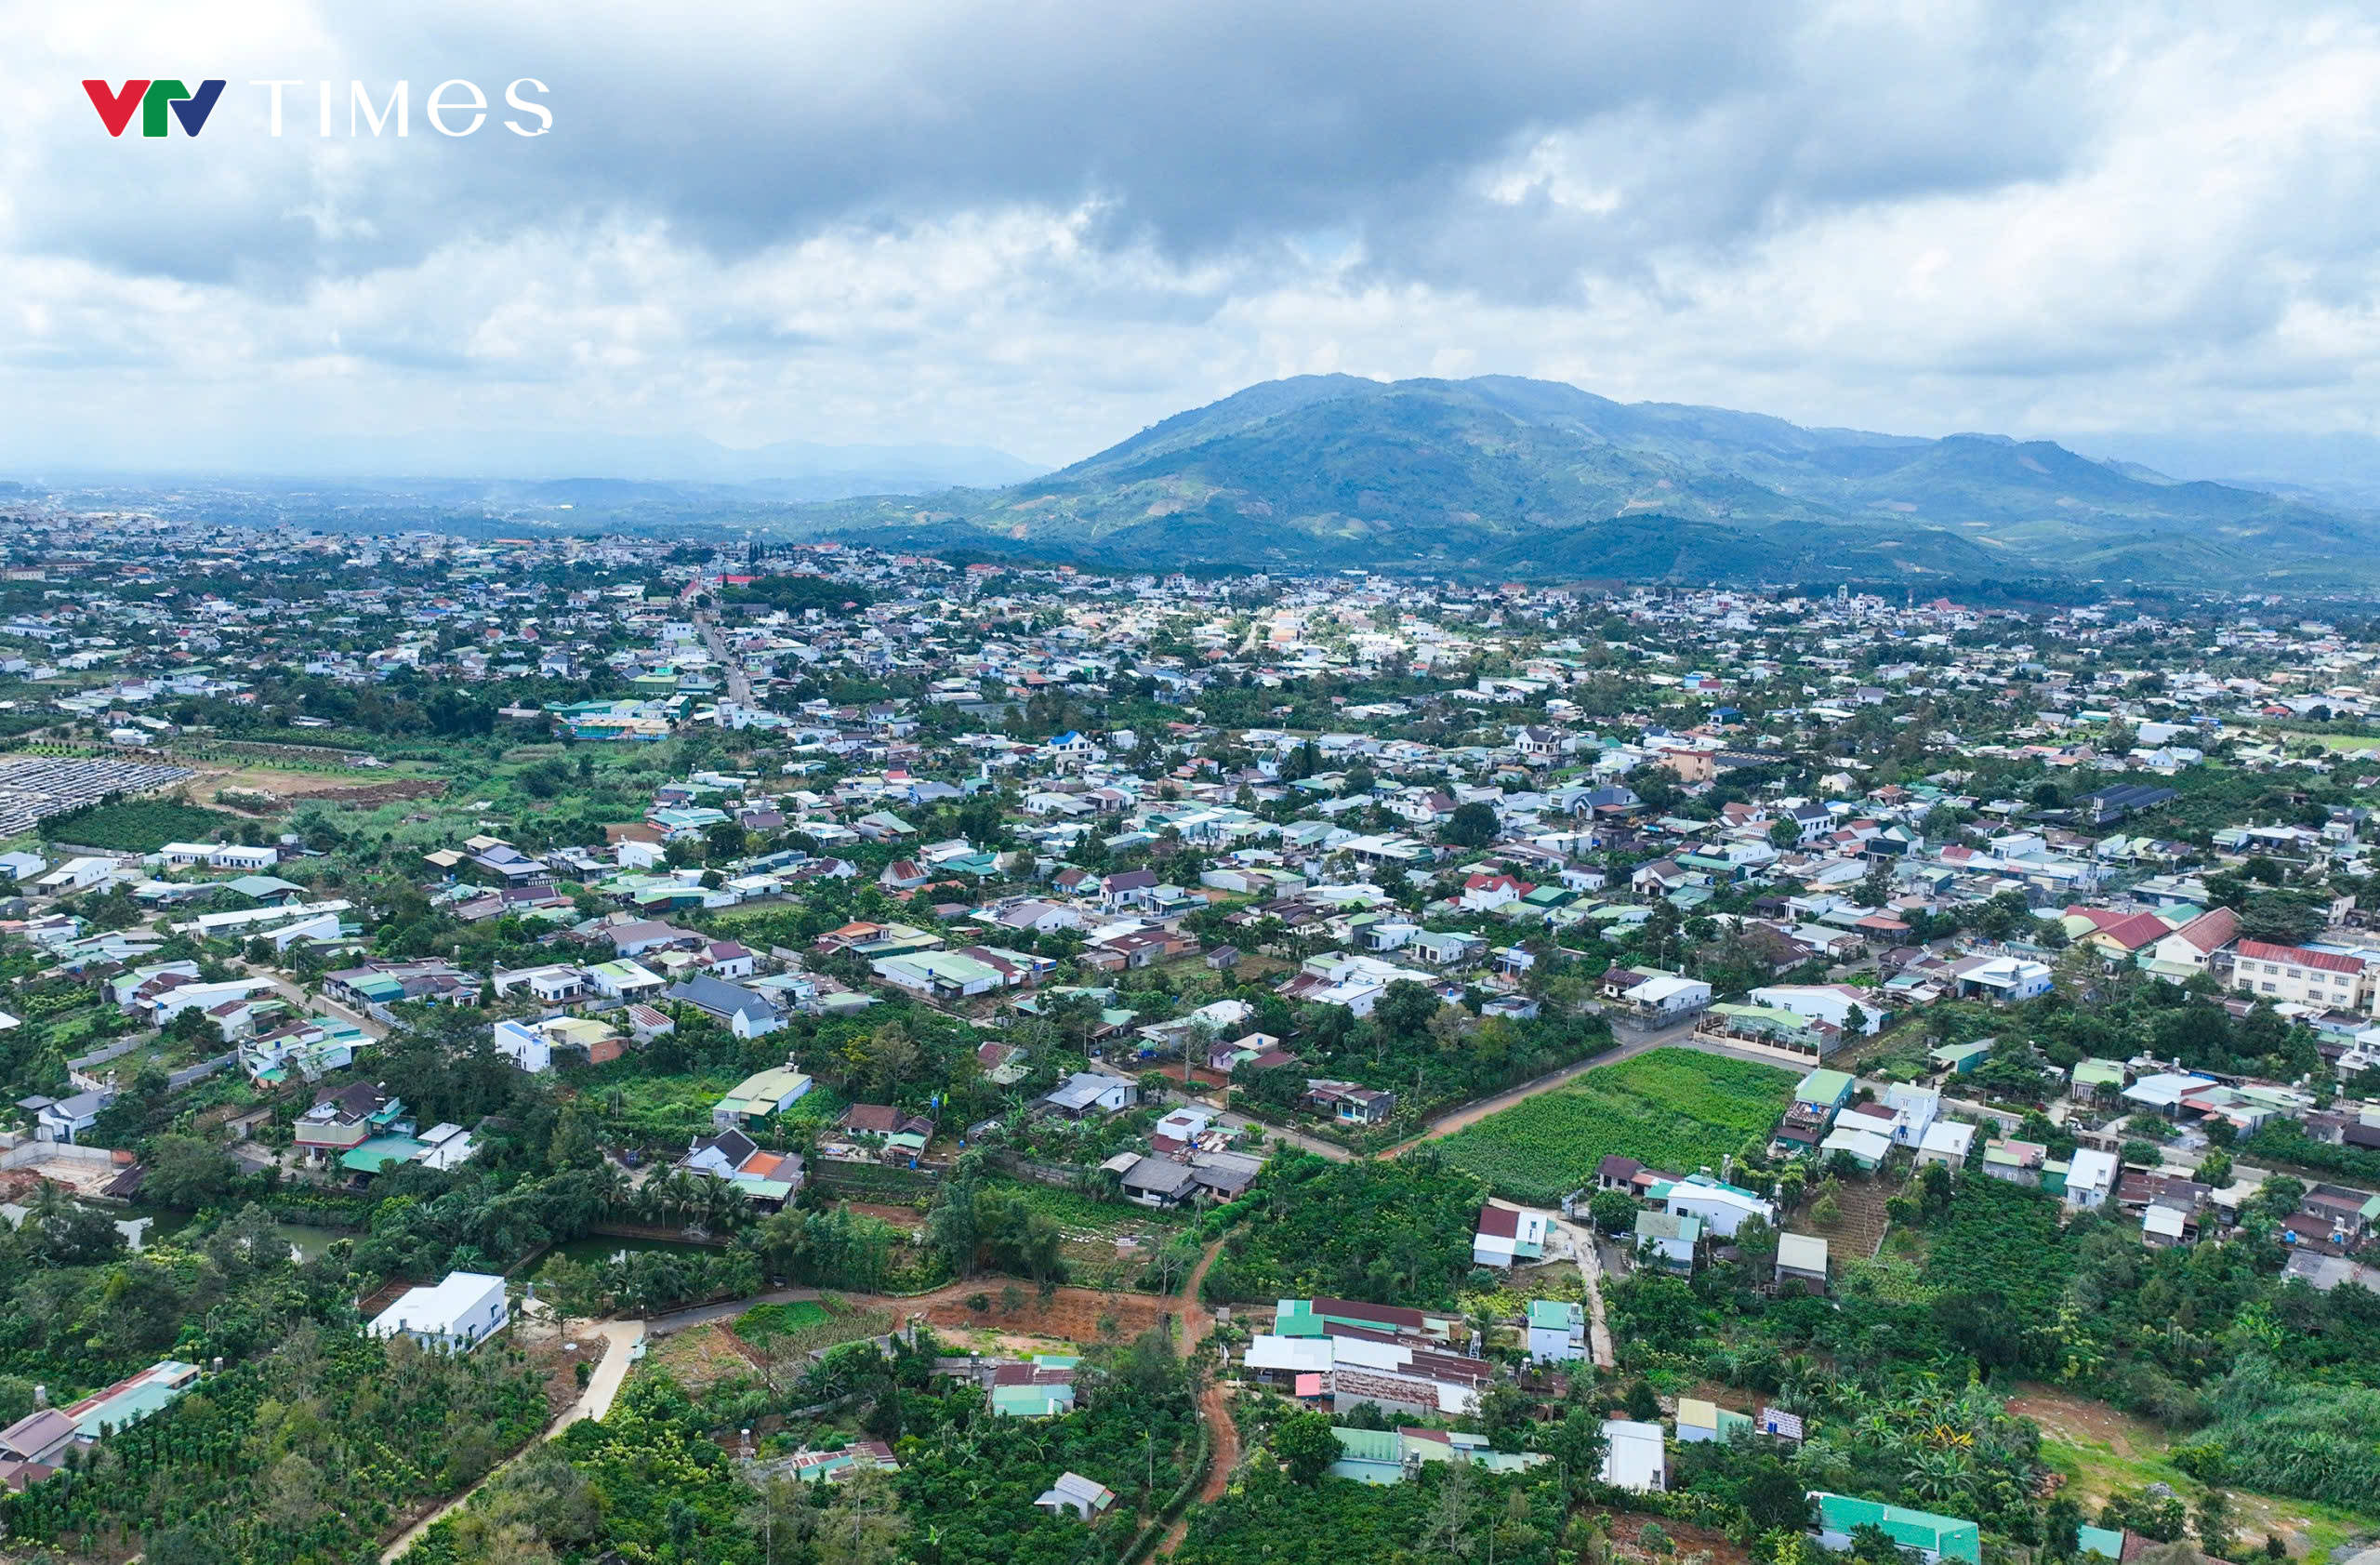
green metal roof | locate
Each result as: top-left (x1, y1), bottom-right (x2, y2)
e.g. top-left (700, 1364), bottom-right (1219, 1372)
top-left (1796, 1068), bottom-right (1856, 1105)
top-left (1814, 1493), bottom-right (1981, 1564)
top-left (341, 1134), bottom-right (426, 1174)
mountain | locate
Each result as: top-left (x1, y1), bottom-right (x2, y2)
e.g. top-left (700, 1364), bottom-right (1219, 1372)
top-left (790, 375), bottom-right (2380, 587)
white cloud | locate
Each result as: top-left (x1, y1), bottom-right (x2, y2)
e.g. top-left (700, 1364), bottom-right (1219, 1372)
top-left (6, 1), bottom-right (2380, 475)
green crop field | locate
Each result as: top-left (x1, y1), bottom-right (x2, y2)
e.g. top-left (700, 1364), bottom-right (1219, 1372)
top-left (1436, 1048), bottom-right (1796, 1206)
top-left (40, 797), bottom-right (234, 852)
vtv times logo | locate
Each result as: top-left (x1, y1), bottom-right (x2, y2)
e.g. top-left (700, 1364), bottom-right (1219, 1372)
top-left (82, 78), bottom-right (554, 138)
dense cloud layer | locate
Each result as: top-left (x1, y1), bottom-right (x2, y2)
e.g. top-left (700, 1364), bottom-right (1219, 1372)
top-left (7, 2), bottom-right (2380, 479)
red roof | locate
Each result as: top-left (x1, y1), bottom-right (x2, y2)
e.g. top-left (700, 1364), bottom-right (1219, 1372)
top-left (2090, 912), bottom-right (2173, 951)
top-left (2238, 940), bottom-right (2364, 975)
top-left (2168, 906), bottom-right (2239, 953)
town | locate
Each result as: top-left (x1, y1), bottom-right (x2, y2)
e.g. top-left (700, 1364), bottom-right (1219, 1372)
top-left (0, 502), bottom-right (2374, 1565)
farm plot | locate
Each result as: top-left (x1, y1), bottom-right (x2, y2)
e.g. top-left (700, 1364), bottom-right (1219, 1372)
top-left (1437, 1048), bottom-right (1794, 1205)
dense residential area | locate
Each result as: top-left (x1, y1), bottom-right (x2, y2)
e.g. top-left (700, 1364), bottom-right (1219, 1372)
top-left (0, 505), bottom-right (2376, 1565)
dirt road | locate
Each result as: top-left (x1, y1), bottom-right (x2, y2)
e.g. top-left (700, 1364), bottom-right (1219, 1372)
top-left (1157, 1238), bottom-right (1236, 1558)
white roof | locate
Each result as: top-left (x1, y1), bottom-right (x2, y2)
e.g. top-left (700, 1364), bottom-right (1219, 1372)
top-left (1920, 1120), bottom-right (1977, 1155)
top-left (2143, 1204), bottom-right (2188, 1238)
top-left (1243, 1334), bottom-right (1334, 1373)
top-left (1777, 1233), bottom-right (1830, 1273)
top-left (1600, 1419), bottom-right (1666, 1491)
top-left (1625, 974), bottom-right (1709, 1002)
top-left (1820, 1126), bottom-right (1893, 1163)
top-left (2067, 1147), bottom-right (2120, 1191)
top-left (2124, 1072), bottom-right (2215, 1108)
top-left (369, 1270), bottom-right (504, 1336)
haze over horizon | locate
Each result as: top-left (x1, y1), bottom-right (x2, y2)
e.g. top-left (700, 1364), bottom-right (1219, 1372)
top-left (17, 4), bottom-right (2380, 496)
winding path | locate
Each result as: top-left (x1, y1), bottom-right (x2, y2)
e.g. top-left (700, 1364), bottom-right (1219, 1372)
top-left (1157, 1238), bottom-right (1236, 1558)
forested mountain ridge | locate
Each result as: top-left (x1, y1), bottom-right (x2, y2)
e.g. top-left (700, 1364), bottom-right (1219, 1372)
top-left (791, 375), bottom-right (2380, 586)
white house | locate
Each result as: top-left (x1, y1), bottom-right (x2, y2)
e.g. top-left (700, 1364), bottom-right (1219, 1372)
top-left (1665, 1174), bottom-right (1775, 1239)
top-left (1526, 1300), bottom-right (1586, 1364)
top-left (2064, 1147), bottom-right (2121, 1211)
top-left (1600, 1420), bottom-right (1667, 1492)
top-left (1622, 974), bottom-right (1712, 1021)
top-left (368, 1271), bottom-right (509, 1352)
top-left (1749, 984), bottom-right (1884, 1035)
top-left (1916, 1120), bottom-right (1977, 1168)
top-left (492, 1017), bottom-right (554, 1074)
top-left (1882, 1084), bottom-right (1940, 1145)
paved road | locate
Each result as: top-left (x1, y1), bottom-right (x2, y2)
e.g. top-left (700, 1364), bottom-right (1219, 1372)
top-left (232, 960), bottom-right (390, 1040)
top-left (644, 1284), bottom-right (820, 1338)
top-left (695, 612), bottom-right (754, 707)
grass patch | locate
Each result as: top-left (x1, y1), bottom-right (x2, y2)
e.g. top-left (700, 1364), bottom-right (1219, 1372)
top-left (1436, 1047), bottom-right (1795, 1205)
top-left (734, 1299), bottom-right (835, 1339)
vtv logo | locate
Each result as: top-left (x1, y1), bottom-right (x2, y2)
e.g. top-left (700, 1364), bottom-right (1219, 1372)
top-left (83, 79), bottom-right (227, 138)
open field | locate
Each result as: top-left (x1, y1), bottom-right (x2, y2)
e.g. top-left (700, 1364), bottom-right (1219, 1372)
top-left (2013, 1384), bottom-right (2379, 1564)
top-left (1435, 1047), bottom-right (1795, 1205)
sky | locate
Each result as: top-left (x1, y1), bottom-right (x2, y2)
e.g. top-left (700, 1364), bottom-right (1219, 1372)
top-left (10, 1), bottom-right (2380, 481)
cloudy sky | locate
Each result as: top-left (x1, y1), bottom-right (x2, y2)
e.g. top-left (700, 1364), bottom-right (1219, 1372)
top-left (9, 1), bottom-right (2380, 479)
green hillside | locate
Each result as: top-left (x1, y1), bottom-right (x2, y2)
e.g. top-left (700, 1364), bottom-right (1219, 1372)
top-left (777, 374), bottom-right (2380, 586)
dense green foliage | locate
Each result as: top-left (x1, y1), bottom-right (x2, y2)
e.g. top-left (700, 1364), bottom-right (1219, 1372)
top-left (417, 1329), bottom-right (1197, 1565)
top-left (1, 1253), bottom-right (547, 1562)
top-left (1202, 1150), bottom-right (1486, 1306)
top-left (1437, 1049), bottom-right (1794, 1205)
top-left (41, 795), bottom-right (238, 852)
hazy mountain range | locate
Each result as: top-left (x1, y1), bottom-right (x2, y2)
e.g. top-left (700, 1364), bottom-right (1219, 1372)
top-left (12, 432), bottom-right (1042, 501)
top-left (13, 376), bottom-right (2380, 588)
top-left (787, 375), bottom-right (2380, 588)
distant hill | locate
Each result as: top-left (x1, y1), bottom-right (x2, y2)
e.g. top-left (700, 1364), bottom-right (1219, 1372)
top-left (788, 375), bottom-right (2380, 587)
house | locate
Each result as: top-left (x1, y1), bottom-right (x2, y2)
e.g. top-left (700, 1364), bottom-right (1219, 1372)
top-left (1301, 1079), bottom-right (1395, 1125)
top-left (1982, 1137), bottom-right (2049, 1187)
top-left (680, 1129), bottom-right (803, 1207)
top-left (1665, 1173), bottom-right (1775, 1239)
top-left (836, 1105), bottom-right (935, 1162)
top-left (1775, 1232), bottom-right (1830, 1292)
top-left (1039, 1070), bottom-right (1138, 1120)
top-left (1600, 1420), bottom-right (1667, 1492)
top-left (2065, 1147), bottom-right (2121, 1211)
top-left (1115, 1154), bottom-right (1199, 1209)
top-left (1749, 984), bottom-right (1884, 1035)
top-left (16, 1089), bottom-right (111, 1144)
top-left (1917, 1120), bottom-right (1977, 1168)
top-left (1676, 1397), bottom-right (1753, 1444)
top-left (989, 1361), bottom-right (1079, 1417)
top-left (292, 1081), bottom-right (410, 1167)
top-left (664, 974), bottom-right (783, 1038)
top-left (1526, 1299), bottom-right (1586, 1363)
top-left (1033, 1471), bottom-right (1116, 1520)
top-left (712, 1062), bottom-right (813, 1125)
top-left (1635, 1208), bottom-right (1702, 1271)
top-left (1472, 1204), bottom-right (1550, 1268)
top-left (1621, 973), bottom-right (1712, 1021)
top-left (1809, 1493), bottom-right (1980, 1565)
top-left (369, 1271), bottom-right (509, 1353)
